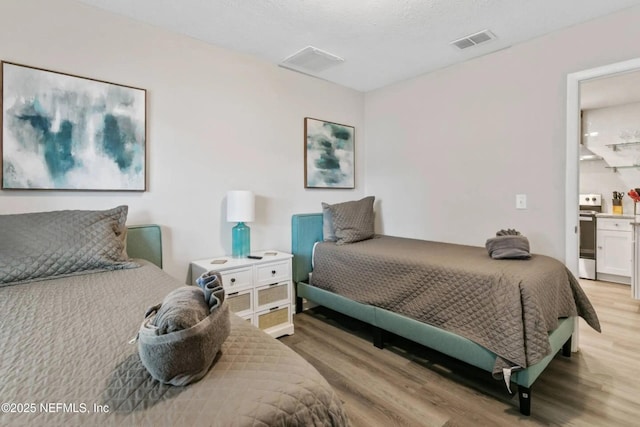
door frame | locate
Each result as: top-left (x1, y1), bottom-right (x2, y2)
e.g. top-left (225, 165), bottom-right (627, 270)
top-left (565, 57), bottom-right (640, 350)
top-left (565, 57), bottom-right (640, 276)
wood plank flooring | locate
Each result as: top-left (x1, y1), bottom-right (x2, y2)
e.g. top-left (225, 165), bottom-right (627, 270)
top-left (279, 280), bottom-right (640, 426)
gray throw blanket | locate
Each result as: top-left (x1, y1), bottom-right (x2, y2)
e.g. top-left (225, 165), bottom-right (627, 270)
top-left (486, 229), bottom-right (531, 259)
top-left (137, 271), bottom-right (230, 386)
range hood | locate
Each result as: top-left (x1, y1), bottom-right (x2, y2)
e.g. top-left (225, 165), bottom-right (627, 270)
top-left (580, 143), bottom-right (602, 161)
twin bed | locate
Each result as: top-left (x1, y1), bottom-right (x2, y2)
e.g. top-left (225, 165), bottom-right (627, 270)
top-left (0, 207), bottom-right (347, 426)
top-left (291, 209), bottom-right (600, 416)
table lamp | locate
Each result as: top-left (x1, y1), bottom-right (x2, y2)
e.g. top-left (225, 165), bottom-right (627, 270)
top-left (227, 190), bottom-right (255, 258)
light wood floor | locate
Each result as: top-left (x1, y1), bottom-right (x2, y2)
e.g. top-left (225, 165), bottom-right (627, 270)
top-left (279, 280), bottom-right (640, 426)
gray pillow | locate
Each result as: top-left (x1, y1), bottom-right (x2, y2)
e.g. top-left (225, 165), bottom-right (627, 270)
top-left (0, 205), bottom-right (138, 285)
top-left (321, 202), bottom-right (337, 242)
top-left (325, 196), bottom-right (375, 244)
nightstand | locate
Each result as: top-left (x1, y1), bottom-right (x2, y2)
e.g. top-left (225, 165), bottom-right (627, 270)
top-left (190, 250), bottom-right (294, 338)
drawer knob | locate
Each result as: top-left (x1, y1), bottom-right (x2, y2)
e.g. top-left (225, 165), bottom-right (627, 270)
top-left (271, 270), bottom-right (276, 275)
top-left (230, 278), bottom-right (236, 284)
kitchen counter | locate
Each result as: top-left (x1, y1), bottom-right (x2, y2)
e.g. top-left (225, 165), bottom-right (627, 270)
top-left (596, 213), bottom-right (636, 219)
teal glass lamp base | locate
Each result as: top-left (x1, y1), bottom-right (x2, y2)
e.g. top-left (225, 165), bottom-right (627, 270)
top-left (232, 222), bottom-right (250, 258)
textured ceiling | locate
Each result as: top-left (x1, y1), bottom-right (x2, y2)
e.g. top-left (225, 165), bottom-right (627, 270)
top-left (77, 0), bottom-right (640, 92)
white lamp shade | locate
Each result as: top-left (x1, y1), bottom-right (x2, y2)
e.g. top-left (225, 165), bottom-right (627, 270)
top-left (227, 191), bottom-right (255, 222)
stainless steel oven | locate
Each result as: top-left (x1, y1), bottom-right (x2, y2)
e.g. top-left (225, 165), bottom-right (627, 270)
top-left (579, 194), bottom-right (602, 280)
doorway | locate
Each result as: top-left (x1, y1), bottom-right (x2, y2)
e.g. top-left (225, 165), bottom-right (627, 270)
top-left (566, 58), bottom-right (640, 298)
top-left (565, 59), bottom-right (640, 350)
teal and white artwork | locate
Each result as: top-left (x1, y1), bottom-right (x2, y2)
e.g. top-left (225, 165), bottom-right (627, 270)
top-left (304, 117), bottom-right (354, 189)
top-left (1, 62), bottom-right (146, 191)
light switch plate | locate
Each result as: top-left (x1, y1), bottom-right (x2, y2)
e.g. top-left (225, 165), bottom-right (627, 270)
top-left (516, 194), bottom-right (527, 209)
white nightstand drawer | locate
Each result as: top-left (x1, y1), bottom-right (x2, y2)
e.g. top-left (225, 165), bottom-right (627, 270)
top-left (190, 251), bottom-right (293, 338)
top-left (255, 304), bottom-right (291, 332)
top-left (221, 267), bottom-right (253, 290)
top-left (256, 261), bottom-right (291, 285)
top-left (226, 288), bottom-right (252, 315)
top-left (255, 281), bottom-right (289, 310)
top-left (597, 218), bottom-right (632, 232)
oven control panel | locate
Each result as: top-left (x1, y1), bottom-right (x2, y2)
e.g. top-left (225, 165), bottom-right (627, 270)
top-left (580, 193), bottom-right (602, 207)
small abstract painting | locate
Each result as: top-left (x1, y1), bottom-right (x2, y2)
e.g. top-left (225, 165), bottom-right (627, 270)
top-left (1, 61), bottom-right (146, 191)
top-left (304, 117), bottom-right (354, 189)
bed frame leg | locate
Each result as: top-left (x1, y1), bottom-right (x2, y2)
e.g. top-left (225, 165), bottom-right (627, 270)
top-left (562, 336), bottom-right (572, 357)
top-left (518, 386), bottom-right (531, 416)
top-left (372, 326), bottom-right (385, 349)
top-left (295, 295), bottom-right (303, 314)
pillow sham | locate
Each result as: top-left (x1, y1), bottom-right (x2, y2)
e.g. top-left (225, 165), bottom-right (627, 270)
top-left (324, 196), bottom-right (375, 244)
top-left (321, 202), bottom-right (337, 242)
top-left (0, 205), bottom-right (138, 286)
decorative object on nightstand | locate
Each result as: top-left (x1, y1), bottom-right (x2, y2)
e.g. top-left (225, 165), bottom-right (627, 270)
top-left (191, 251), bottom-right (294, 338)
top-left (227, 190), bottom-right (255, 258)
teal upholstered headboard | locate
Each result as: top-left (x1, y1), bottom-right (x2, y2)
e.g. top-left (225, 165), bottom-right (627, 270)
top-left (126, 224), bottom-right (163, 268)
top-left (291, 213), bottom-right (323, 284)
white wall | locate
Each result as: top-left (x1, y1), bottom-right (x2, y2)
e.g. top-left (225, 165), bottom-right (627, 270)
top-left (5, 1), bottom-right (640, 279)
top-left (581, 102), bottom-right (640, 215)
top-left (364, 6), bottom-right (640, 261)
top-left (0, 0), bottom-right (365, 281)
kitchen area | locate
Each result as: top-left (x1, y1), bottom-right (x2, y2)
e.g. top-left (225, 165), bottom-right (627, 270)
top-left (579, 192), bottom-right (634, 284)
top-left (579, 70), bottom-right (640, 299)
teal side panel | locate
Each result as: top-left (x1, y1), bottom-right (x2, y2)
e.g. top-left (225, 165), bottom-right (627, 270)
top-left (375, 309), bottom-right (574, 388)
top-left (126, 224), bottom-right (163, 268)
top-left (512, 317), bottom-right (574, 387)
top-left (291, 213), bottom-right (323, 284)
top-left (297, 282), bottom-right (375, 324)
top-left (374, 307), bottom-right (497, 372)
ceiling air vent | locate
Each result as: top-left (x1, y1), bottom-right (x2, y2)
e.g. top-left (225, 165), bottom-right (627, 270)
top-left (279, 46), bottom-right (344, 74)
top-left (450, 30), bottom-right (496, 50)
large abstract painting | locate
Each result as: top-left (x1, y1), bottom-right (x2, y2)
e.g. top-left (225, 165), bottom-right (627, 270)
top-left (304, 117), bottom-right (354, 189)
top-left (1, 62), bottom-right (146, 191)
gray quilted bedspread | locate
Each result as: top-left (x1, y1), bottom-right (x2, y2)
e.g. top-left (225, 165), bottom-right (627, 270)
top-left (0, 261), bottom-right (348, 426)
top-left (311, 235), bottom-right (601, 373)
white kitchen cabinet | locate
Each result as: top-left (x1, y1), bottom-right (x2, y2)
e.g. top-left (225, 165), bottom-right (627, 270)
top-left (596, 217), bottom-right (632, 284)
top-left (632, 220), bottom-right (640, 300)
